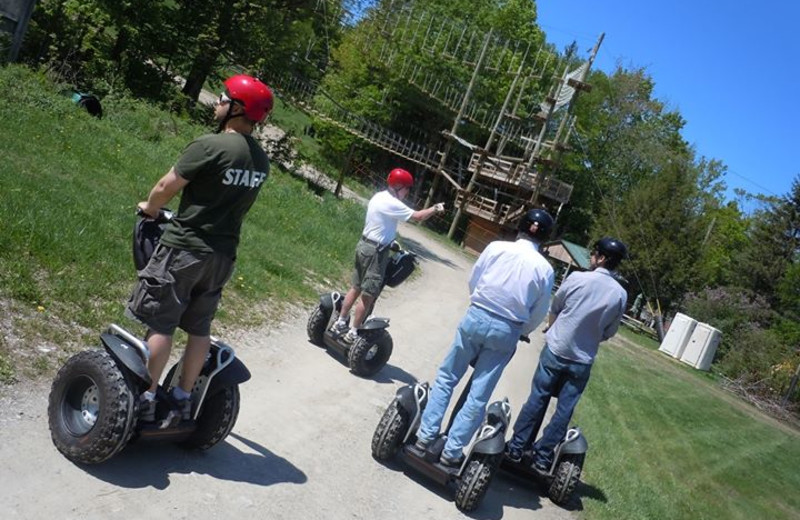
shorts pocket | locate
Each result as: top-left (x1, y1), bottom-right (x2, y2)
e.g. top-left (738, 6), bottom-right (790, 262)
top-left (130, 276), bottom-right (177, 319)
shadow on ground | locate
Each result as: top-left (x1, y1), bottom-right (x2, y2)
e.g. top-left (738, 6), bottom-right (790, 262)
top-left (373, 457), bottom-right (547, 520)
top-left (317, 344), bottom-right (418, 385)
top-left (78, 432), bottom-right (306, 490)
top-left (493, 470), bottom-right (608, 514)
top-left (398, 235), bottom-right (464, 270)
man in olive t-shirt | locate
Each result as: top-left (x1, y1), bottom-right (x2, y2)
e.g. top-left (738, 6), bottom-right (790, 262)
top-left (126, 75), bottom-right (273, 428)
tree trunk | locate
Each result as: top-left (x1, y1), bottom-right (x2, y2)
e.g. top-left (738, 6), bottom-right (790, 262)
top-left (181, 53), bottom-right (218, 103)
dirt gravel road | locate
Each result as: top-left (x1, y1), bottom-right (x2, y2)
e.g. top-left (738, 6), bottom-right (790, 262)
top-left (0, 221), bottom-right (578, 520)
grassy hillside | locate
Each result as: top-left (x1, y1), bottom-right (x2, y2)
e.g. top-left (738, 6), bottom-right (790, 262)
top-left (0, 65), bottom-right (365, 381)
top-left (575, 335), bottom-right (800, 519)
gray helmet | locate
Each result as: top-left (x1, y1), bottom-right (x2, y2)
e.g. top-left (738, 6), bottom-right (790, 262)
top-left (592, 237), bottom-right (628, 270)
top-left (518, 208), bottom-right (554, 241)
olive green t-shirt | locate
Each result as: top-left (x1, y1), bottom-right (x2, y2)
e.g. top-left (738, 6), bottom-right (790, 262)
top-left (159, 132), bottom-right (270, 258)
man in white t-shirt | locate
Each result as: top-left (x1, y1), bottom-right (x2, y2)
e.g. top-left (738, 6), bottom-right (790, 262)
top-left (331, 168), bottom-right (444, 342)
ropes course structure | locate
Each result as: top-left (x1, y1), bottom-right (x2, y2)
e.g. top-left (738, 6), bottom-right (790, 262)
top-left (271, 72), bottom-right (443, 172)
top-left (275, 0), bottom-right (604, 248)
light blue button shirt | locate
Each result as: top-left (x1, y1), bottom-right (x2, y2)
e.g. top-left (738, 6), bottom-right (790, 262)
top-left (546, 267), bottom-right (628, 364)
top-left (469, 239), bottom-right (555, 336)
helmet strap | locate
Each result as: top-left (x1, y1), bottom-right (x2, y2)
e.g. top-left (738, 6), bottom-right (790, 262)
top-left (215, 103), bottom-right (246, 133)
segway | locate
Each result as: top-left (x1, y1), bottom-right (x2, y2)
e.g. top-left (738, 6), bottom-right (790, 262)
top-left (306, 242), bottom-right (416, 377)
top-left (371, 375), bottom-right (511, 512)
top-left (500, 426), bottom-right (588, 506)
top-left (47, 209), bottom-right (251, 464)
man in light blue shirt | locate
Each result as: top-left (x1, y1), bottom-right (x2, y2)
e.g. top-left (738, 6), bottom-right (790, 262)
top-left (415, 209), bottom-right (555, 467)
top-left (506, 237), bottom-right (628, 471)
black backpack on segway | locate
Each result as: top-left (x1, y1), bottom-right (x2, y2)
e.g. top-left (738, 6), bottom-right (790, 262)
top-left (47, 209), bottom-right (251, 464)
top-left (305, 242), bottom-right (417, 377)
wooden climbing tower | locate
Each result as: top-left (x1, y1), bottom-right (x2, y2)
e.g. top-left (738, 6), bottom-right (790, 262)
top-left (273, 0), bottom-right (603, 252)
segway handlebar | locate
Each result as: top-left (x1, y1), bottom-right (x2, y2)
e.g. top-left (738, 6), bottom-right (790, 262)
top-left (135, 207), bottom-right (174, 223)
top-left (109, 323), bottom-right (150, 362)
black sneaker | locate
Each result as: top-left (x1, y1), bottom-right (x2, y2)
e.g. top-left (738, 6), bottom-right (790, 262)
top-left (439, 454), bottom-right (464, 469)
top-left (505, 446), bottom-right (523, 464)
top-left (414, 437), bottom-right (431, 452)
top-left (532, 461), bottom-right (551, 477)
top-left (139, 398), bottom-right (156, 423)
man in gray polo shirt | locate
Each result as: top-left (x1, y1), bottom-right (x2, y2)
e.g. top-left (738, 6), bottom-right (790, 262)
top-left (505, 237), bottom-right (628, 471)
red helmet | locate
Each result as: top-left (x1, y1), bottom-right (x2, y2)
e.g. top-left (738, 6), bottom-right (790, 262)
top-left (224, 74), bottom-right (274, 123)
top-left (387, 168), bottom-right (413, 189)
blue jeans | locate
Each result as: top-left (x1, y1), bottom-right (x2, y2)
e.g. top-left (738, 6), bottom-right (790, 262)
top-left (507, 345), bottom-right (592, 467)
top-left (417, 306), bottom-right (520, 461)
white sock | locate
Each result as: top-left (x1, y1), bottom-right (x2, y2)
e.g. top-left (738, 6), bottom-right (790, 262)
top-left (141, 390), bottom-right (156, 402)
top-left (172, 387), bottom-right (191, 401)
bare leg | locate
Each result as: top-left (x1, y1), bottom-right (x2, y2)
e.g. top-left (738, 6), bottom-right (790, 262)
top-left (353, 293), bottom-right (376, 328)
top-left (339, 286), bottom-right (361, 319)
top-left (179, 334), bottom-right (212, 393)
top-left (145, 331), bottom-right (173, 393)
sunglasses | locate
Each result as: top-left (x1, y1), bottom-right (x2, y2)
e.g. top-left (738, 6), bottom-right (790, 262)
top-left (218, 92), bottom-right (233, 105)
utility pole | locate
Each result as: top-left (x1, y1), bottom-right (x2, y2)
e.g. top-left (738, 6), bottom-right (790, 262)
top-left (530, 33), bottom-right (603, 205)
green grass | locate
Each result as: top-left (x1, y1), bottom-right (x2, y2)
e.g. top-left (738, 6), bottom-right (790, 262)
top-left (575, 336), bottom-right (800, 519)
top-left (268, 96), bottom-right (339, 175)
top-left (0, 65), bottom-right (364, 372)
top-left (2, 64), bottom-right (799, 520)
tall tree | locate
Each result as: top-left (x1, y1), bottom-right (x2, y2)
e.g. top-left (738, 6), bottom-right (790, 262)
top-left (558, 67), bottom-right (692, 244)
top-left (735, 174), bottom-right (800, 307)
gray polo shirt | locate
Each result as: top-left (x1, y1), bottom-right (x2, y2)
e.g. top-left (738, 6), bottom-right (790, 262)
top-left (546, 267), bottom-right (627, 364)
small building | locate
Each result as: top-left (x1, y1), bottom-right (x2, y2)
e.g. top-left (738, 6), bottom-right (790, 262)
top-left (542, 239), bottom-right (591, 288)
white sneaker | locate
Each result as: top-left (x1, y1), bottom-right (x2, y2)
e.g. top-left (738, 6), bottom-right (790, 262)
top-left (330, 320), bottom-right (349, 335)
top-left (343, 329), bottom-right (358, 344)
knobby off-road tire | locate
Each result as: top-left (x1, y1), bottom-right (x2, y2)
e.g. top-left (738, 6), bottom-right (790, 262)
top-left (48, 349), bottom-right (139, 464)
top-left (455, 455), bottom-right (496, 513)
top-left (547, 453), bottom-right (584, 506)
top-left (307, 305), bottom-right (331, 346)
top-left (348, 332), bottom-right (393, 377)
top-left (183, 385), bottom-right (241, 450)
top-left (371, 400), bottom-right (410, 461)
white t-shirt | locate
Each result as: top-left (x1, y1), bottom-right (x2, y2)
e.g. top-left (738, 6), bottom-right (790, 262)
top-left (362, 190), bottom-right (415, 246)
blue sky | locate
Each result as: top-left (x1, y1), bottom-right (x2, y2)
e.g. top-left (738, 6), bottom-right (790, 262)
top-left (537, 0), bottom-right (798, 204)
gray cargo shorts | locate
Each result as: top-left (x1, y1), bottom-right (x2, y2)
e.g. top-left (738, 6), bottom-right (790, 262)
top-left (351, 238), bottom-right (391, 297)
top-left (125, 244), bottom-right (235, 336)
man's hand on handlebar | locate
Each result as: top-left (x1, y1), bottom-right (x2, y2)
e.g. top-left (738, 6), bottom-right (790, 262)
top-left (137, 202), bottom-right (160, 219)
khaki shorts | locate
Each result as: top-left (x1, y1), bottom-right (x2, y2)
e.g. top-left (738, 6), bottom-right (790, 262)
top-left (126, 244), bottom-right (234, 336)
top-left (351, 239), bottom-right (391, 297)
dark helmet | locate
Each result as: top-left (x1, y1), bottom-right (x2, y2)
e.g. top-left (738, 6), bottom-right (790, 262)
top-left (518, 208), bottom-right (554, 241)
top-left (387, 168), bottom-right (414, 189)
top-left (223, 74), bottom-right (274, 123)
top-left (593, 237), bottom-right (628, 269)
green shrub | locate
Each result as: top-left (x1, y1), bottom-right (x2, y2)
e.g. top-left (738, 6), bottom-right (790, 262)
top-left (683, 286), bottom-right (796, 403)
